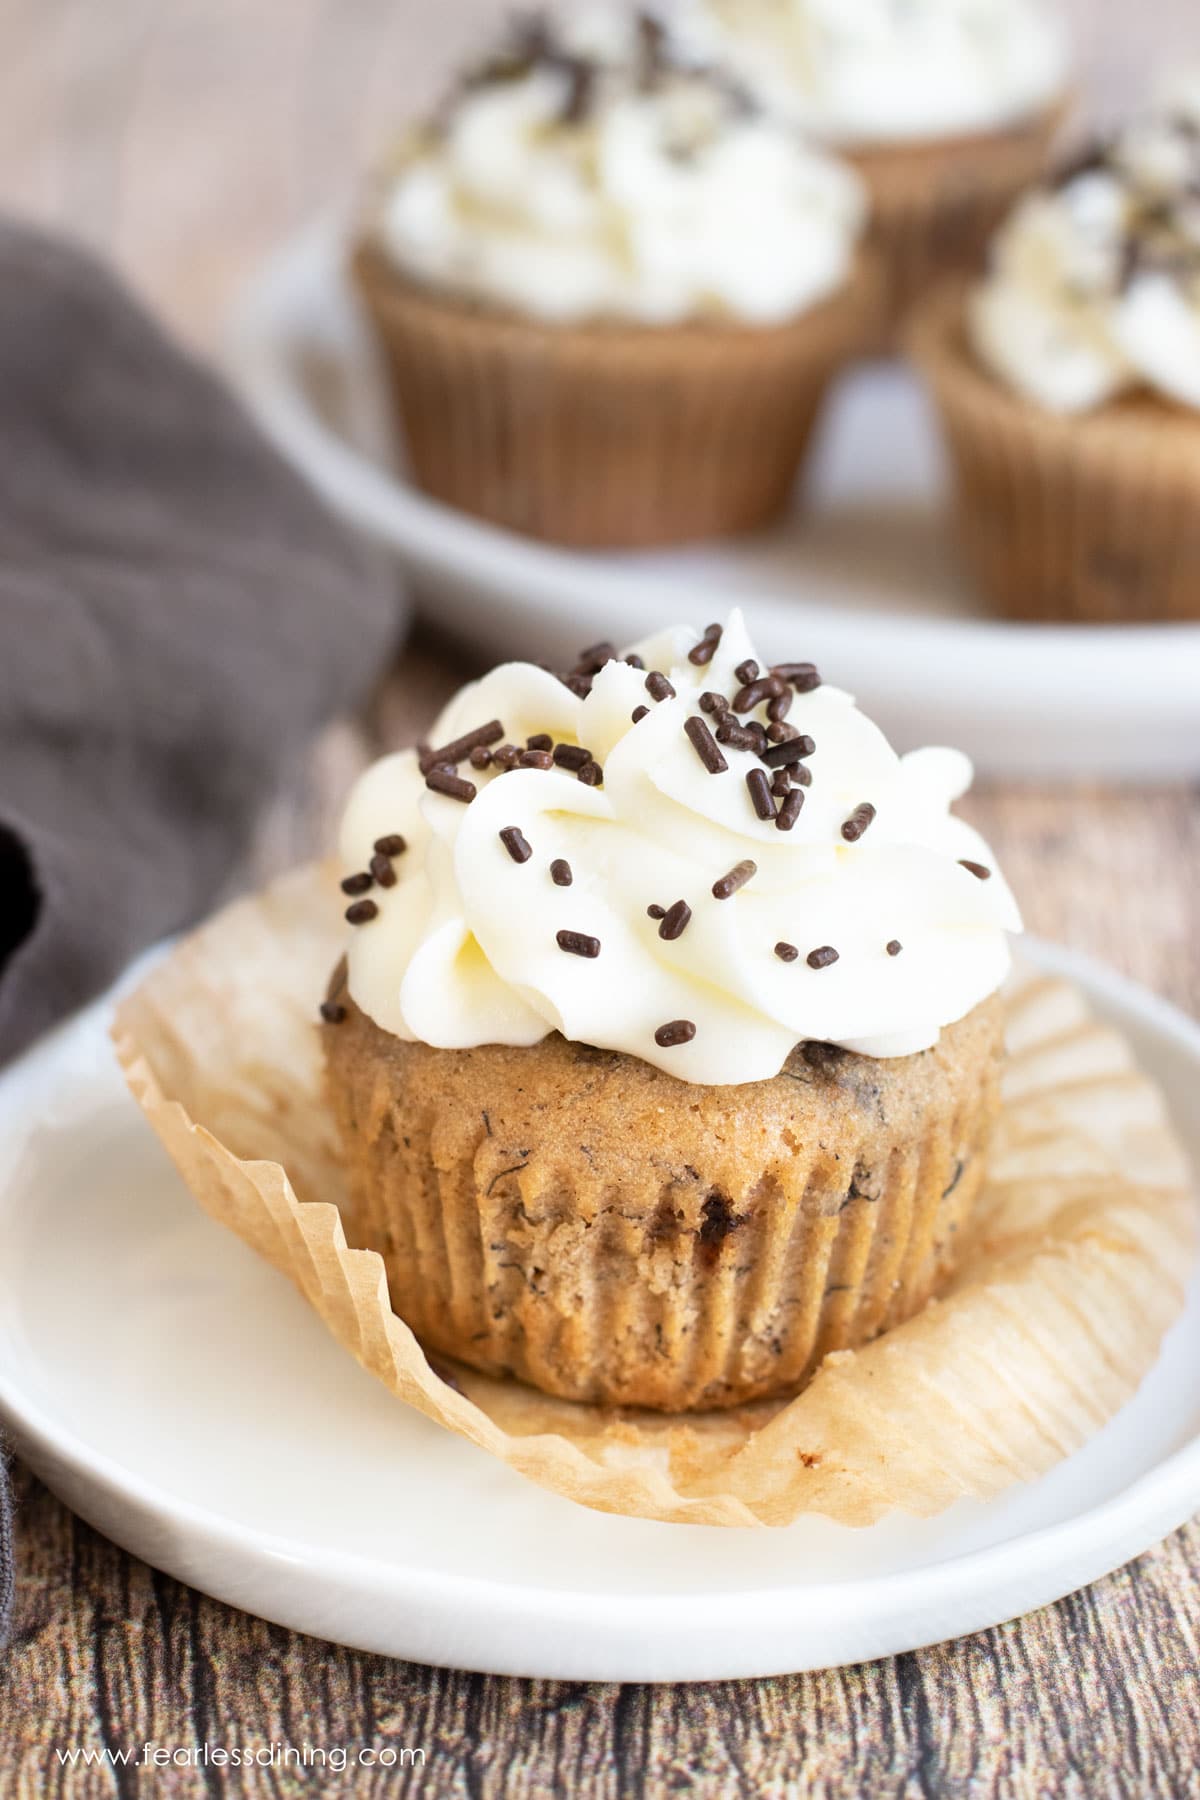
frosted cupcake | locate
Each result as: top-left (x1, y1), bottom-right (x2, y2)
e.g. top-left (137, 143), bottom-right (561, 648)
top-left (675, 0), bottom-right (1069, 339)
top-left (352, 9), bottom-right (874, 547)
top-left (912, 85), bottom-right (1200, 622)
top-left (322, 613), bottom-right (1021, 1412)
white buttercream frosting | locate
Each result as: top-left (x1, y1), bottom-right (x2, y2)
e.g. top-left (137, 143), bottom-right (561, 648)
top-left (674, 0), bottom-right (1067, 145)
top-left (970, 86), bottom-right (1200, 414)
top-left (370, 10), bottom-right (866, 326)
top-left (337, 613), bottom-right (1020, 1086)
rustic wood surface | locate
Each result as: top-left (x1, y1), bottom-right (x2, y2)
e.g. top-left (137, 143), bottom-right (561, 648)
top-left (2, 3), bottom-right (1200, 1796)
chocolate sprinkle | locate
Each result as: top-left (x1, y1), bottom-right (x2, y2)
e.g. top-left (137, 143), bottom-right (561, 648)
top-left (426, 768), bottom-right (477, 802)
top-left (631, 706), bottom-right (650, 723)
top-left (774, 662), bottom-right (821, 692)
top-left (793, 764), bottom-right (813, 788)
top-left (576, 640), bottom-right (617, 674)
top-left (761, 734), bottom-right (815, 768)
top-left (659, 899), bottom-right (692, 941)
top-left (340, 871), bottom-right (372, 896)
top-left (519, 749), bottom-right (554, 769)
top-left (655, 1019), bottom-right (696, 1047)
top-left (469, 745), bottom-right (493, 770)
top-left (746, 767), bottom-right (776, 821)
top-left (369, 852), bottom-right (398, 888)
top-left (647, 904), bottom-right (667, 920)
top-left (959, 859), bottom-right (992, 880)
top-left (499, 826), bottom-right (532, 864)
top-left (421, 718), bottom-right (503, 770)
top-left (712, 860), bottom-right (756, 900)
top-left (492, 744), bottom-right (521, 770)
top-left (687, 623), bottom-right (722, 666)
top-left (775, 942), bottom-right (799, 962)
top-left (807, 945), bottom-right (839, 969)
top-left (767, 689), bottom-right (792, 724)
top-left (345, 899), bottom-right (379, 925)
top-left (776, 788), bottom-right (805, 831)
top-left (319, 1000), bottom-right (347, 1023)
top-left (550, 859), bottom-right (573, 886)
top-left (715, 717), bottom-right (763, 754)
top-left (373, 834), bottom-right (407, 857)
top-left (733, 676), bottom-right (780, 713)
top-left (684, 715), bottom-right (729, 774)
top-left (557, 929), bottom-right (601, 958)
top-left (645, 671), bottom-right (676, 701)
top-left (577, 760), bottom-right (603, 786)
top-left (552, 743), bottom-right (593, 770)
top-left (735, 659), bottom-right (759, 685)
top-left (841, 803), bottom-right (876, 843)
top-left (526, 733), bottom-right (553, 751)
top-left (887, 939), bottom-right (903, 956)
top-left (699, 690), bottom-right (729, 715)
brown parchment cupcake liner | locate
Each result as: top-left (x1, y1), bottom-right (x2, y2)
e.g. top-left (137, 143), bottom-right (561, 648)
top-left (112, 864), bottom-right (1196, 1529)
top-left (850, 101), bottom-right (1066, 347)
top-left (322, 971), bottom-right (1002, 1412)
top-left (351, 242), bottom-right (879, 548)
top-left (910, 287), bottom-right (1200, 623)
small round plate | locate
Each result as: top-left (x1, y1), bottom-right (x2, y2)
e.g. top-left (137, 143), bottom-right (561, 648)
top-left (0, 940), bottom-right (1197, 1682)
top-left (226, 223), bottom-right (1200, 782)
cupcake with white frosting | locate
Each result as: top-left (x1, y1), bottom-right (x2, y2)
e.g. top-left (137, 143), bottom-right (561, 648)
top-left (352, 8), bottom-right (874, 546)
top-left (322, 613), bottom-right (1021, 1411)
top-left (675, 0), bottom-right (1070, 339)
top-left (913, 84), bottom-right (1200, 621)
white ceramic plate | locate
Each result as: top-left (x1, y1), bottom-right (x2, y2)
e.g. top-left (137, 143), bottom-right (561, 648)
top-left (227, 224), bottom-right (1200, 782)
top-left (1, 940), bottom-right (1198, 1682)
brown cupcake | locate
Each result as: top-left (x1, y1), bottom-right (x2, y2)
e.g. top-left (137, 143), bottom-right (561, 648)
top-left (323, 965), bottom-right (1005, 1413)
top-left (910, 286), bottom-right (1200, 624)
top-left (850, 101), bottom-right (1066, 347)
top-left (352, 242), bottom-right (878, 549)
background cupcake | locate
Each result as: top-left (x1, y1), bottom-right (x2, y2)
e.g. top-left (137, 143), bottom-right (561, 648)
top-left (912, 80), bottom-right (1200, 623)
top-left (323, 613), bottom-right (1020, 1412)
top-left (353, 8), bottom-right (874, 547)
top-left (675, 0), bottom-right (1070, 342)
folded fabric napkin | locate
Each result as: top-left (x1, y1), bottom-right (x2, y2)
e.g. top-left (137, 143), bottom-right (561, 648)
top-left (0, 220), bottom-right (400, 1645)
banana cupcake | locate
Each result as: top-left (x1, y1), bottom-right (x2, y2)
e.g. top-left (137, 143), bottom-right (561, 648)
top-left (322, 613), bottom-right (1021, 1413)
top-left (675, 0), bottom-right (1069, 340)
top-left (352, 9), bottom-right (873, 547)
top-left (912, 83), bottom-right (1200, 622)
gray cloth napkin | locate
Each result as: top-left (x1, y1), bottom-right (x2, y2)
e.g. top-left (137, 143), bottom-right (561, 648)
top-left (0, 221), bottom-right (400, 1648)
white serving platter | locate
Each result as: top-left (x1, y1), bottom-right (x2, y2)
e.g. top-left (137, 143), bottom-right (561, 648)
top-left (227, 223), bottom-right (1200, 782)
top-left (1, 937), bottom-right (1197, 1682)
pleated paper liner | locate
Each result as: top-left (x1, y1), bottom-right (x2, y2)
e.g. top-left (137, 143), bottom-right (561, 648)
top-left (113, 864), bottom-right (1196, 1529)
top-left (910, 286), bottom-right (1200, 623)
top-left (849, 99), bottom-right (1067, 350)
top-left (351, 242), bottom-right (881, 549)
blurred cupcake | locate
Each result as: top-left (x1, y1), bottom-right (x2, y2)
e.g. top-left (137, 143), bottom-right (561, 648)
top-left (675, 0), bottom-right (1069, 340)
top-left (352, 9), bottom-right (874, 547)
top-left (322, 612), bottom-right (1021, 1412)
top-left (912, 84), bottom-right (1200, 623)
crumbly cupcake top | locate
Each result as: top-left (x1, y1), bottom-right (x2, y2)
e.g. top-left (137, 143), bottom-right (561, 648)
top-left (673, 0), bottom-right (1067, 145)
top-left (970, 85), bottom-right (1200, 413)
top-left (335, 613), bottom-right (1020, 1084)
top-left (368, 8), bottom-right (865, 326)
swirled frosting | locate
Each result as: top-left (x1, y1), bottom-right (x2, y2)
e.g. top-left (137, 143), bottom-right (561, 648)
top-left (970, 86), bottom-right (1200, 413)
top-left (369, 10), bottom-right (865, 326)
top-left (674, 0), bottom-right (1067, 145)
top-left (336, 614), bottom-right (1020, 1085)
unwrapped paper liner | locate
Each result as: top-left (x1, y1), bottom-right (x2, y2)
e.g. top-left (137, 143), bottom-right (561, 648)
top-left (112, 864), bottom-right (1196, 1528)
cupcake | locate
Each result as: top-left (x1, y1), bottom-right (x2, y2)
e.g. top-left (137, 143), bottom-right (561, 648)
top-left (675, 0), bottom-right (1070, 340)
top-left (352, 9), bottom-right (874, 547)
top-left (322, 612), bottom-right (1021, 1412)
top-left (912, 85), bottom-right (1200, 623)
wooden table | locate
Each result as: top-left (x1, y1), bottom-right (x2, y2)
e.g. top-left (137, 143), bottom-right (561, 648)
top-left (3, 4), bottom-right (1200, 1794)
